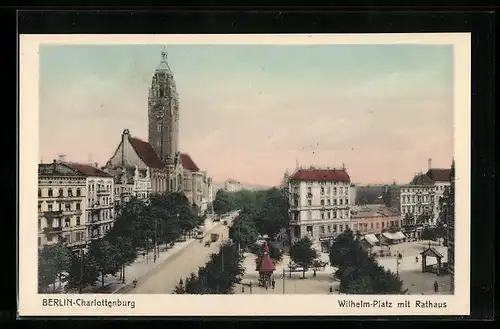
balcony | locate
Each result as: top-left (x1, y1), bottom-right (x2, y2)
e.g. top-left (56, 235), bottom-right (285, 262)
top-left (97, 189), bottom-right (111, 196)
top-left (43, 226), bottom-right (62, 234)
top-left (42, 210), bottom-right (63, 218)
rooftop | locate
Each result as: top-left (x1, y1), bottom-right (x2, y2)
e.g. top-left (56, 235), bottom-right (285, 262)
top-left (289, 168), bottom-right (350, 183)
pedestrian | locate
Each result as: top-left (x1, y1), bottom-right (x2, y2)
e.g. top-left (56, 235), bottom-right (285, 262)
top-left (272, 278), bottom-right (276, 290)
top-left (329, 286), bottom-right (333, 294)
top-left (415, 256), bottom-right (419, 263)
top-left (433, 280), bottom-right (439, 293)
top-left (241, 286), bottom-right (245, 294)
top-left (398, 253), bottom-right (402, 260)
top-left (249, 282), bottom-right (253, 294)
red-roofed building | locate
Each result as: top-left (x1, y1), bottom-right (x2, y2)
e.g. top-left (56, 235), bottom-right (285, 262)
top-left (288, 166), bottom-right (354, 247)
top-left (103, 50), bottom-right (213, 213)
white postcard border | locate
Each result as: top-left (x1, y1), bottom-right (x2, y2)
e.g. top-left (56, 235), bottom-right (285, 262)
top-left (19, 33), bottom-right (471, 317)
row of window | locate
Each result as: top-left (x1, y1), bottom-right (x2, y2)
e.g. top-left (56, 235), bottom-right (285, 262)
top-left (296, 199), bottom-right (350, 207)
top-left (305, 181), bottom-right (348, 186)
top-left (303, 209), bottom-right (350, 221)
top-left (39, 216), bottom-right (82, 230)
top-left (39, 201), bottom-right (82, 213)
top-left (401, 194), bottom-right (432, 204)
top-left (402, 205), bottom-right (432, 215)
top-left (39, 187), bottom-right (83, 198)
top-left (88, 196), bottom-right (113, 207)
top-left (352, 220), bottom-right (400, 231)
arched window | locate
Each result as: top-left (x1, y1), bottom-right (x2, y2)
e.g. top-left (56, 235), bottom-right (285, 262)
top-left (48, 188), bottom-right (53, 197)
top-left (76, 188), bottom-right (81, 196)
top-left (58, 188), bottom-right (64, 197)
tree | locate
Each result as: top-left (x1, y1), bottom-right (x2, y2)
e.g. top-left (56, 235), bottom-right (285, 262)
top-left (88, 239), bottom-right (121, 287)
top-left (420, 227), bottom-right (437, 242)
top-left (289, 237), bottom-right (318, 279)
top-left (213, 190), bottom-right (231, 216)
top-left (329, 230), bottom-right (405, 294)
top-left (255, 188), bottom-right (290, 238)
top-left (173, 278), bottom-right (186, 294)
top-left (38, 244), bottom-right (72, 292)
top-left (66, 250), bottom-right (100, 291)
top-left (228, 214), bottom-right (260, 250)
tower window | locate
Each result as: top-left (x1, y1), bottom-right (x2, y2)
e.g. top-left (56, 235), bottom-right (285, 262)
top-left (159, 87), bottom-right (164, 97)
top-left (157, 123), bottom-right (162, 132)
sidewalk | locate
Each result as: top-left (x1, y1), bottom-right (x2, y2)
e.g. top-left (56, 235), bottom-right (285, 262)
top-left (76, 217), bottom-right (221, 294)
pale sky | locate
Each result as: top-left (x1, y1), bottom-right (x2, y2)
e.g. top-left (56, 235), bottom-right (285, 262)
top-left (39, 44), bottom-right (454, 186)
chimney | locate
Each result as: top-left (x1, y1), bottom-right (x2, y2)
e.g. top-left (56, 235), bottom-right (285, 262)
top-left (428, 158), bottom-right (432, 170)
top-left (94, 162), bottom-right (99, 168)
top-left (53, 159), bottom-right (56, 171)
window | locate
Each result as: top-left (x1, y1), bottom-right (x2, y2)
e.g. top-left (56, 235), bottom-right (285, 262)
top-left (68, 189), bottom-right (73, 197)
top-left (59, 189), bottom-right (64, 197)
top-left (339, 224), bottom-right (343, 232)
top-left (333, 211), bottom-right (337, 219)
top-left (38, 203), bottom-right (41, 212)
top-left (333, 199), bottom-right (337, 205)
top-left (345, 198), bottom-right (349, 205)
top-left (64, 218), bottom-right (70, 227)
top-left (76, 216), bottom-right (81, 226)
top-left (333, 187), bottom-right (337, 195)
top-left (327, 211), bottom-right (331, 219)
top-left (307, 200), bottom-right (312, 206)
top-left (65, 203), bottom-right (71, 211)
top-left (320, 211), bottom-right (324, 219)
top-left (160, 87), bottom-right (164, 97)
top-left (76, 203), bottom-right (80, 210)
top-left (76, 188), bottom-right (81, 196)
top-left (38, 189), bottom-right (42, 197)
top-left (327, 199), bottom-right (331, 205)
top-left (339, 199), bottom-right (343, 205)
top-left (320, 199), bottom-right (324, 206)
top-left (48, 188), bottom-right (53, 197)
top-left (333, 224), bottom-right (337, 232)
top-left (327, 225), bottom-right (331, 233)
top-left (157, 123), bottom-right (162, 132)
top-left (48, 204), bottom-right (53, 211)
top-left (320, 187), bottom-right (324, 195)
top-left (370, 223), bottom-right (374, 229)
top-left (307, 187), bottom-right (311, 194)
top-left (320, 226), bottom-right (325, 233)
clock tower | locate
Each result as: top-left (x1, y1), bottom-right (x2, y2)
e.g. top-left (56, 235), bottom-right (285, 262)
top-left (148, 48), bottom-right (180, 165)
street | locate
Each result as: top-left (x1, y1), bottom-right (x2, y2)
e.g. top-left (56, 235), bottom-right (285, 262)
top-left (126, 214), bottom-right (233, 294)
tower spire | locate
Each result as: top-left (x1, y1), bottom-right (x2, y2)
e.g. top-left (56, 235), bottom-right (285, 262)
top-left (161, 46), bottom-right (168, 62)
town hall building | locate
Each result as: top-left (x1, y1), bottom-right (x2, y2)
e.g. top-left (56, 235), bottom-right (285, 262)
top-left (104, 49), bottom-right (204, 211)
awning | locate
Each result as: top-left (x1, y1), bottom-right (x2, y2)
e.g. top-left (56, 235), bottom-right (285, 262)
top-left (382, 231), bottom-right (406, 240)
top-left (363, 234), bottom-right (379, 245)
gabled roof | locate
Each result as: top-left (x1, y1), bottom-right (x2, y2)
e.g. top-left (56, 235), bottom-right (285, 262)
top-left (66, 163), bottom-right (113, 178)
top-left (180, 153), bottom-right (199, 172)
top-left (128, 136), bottom-right (164, 169)
top-left (289, 169), bottom-right (351, 183)
top-left (420, 247), bottom-right (444, 258)
top-left (425, 169), bottom-right (452, 182)
top-left (410, 173), bottom-right (434, 185)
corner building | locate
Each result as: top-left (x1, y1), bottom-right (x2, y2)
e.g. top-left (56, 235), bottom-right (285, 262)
top-left (288, 167), bottom-right (353, 248)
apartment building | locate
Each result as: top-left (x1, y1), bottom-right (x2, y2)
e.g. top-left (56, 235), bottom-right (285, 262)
top-left (105, 165), bottom-right (152, 209)
top-left (288, 166), bottom-right (353, 250)
top-left (38, 161), bottom-right (87, 249)
top-left (38, 160), bottom-right (115, 248)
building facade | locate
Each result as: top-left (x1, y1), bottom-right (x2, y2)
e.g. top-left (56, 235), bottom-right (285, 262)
top-left (288, 167), bottom-right (353, 248)
top-left (105, 165), bottom-right (152, 209)
top-left (350, 205), bottom-right (401, 236)
top-left (38, 161), bottom-right (115, 249)
top-left (224, 179), bottom-right (243, 192)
